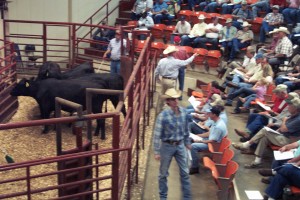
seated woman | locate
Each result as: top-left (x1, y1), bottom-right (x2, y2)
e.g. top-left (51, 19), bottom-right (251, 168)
top-left (228, 78), bottom-right (268, 113)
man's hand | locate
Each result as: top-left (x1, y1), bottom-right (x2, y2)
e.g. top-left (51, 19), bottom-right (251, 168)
top-left (193, 53), bottom-right (199, 57)
top-left (154, 154), bottom-right (161, 161)
top-left (267, 123), bottom-right (275, 128)
top-left (186, 144), bottom-right (192, 150)
top-left (279, 146), bottom-right (288, 152)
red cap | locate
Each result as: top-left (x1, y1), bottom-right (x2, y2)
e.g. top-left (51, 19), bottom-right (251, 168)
top-left (174, 36), bottom-right (181, 43)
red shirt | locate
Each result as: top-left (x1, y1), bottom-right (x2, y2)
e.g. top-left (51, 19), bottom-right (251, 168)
top-left (272, 95), bottom-right (288, 113)
top-left (270, 0), bottom-right (288, 7)
top-left (173, 48), bottom-right (189, 60)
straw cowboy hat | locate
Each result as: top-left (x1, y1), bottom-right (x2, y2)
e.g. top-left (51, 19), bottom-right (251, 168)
top-left (242, 21), bottom-right (251, 27)
top-left (269, 28), bottom-right (279, 34)
top-left (198, 14), bottom-right (205, 20)
top-left (276, 27), bottom-right (290, 34)
top-left (163, 45), bottom-right (178, 55)
top-left (161, 88), bottom-right (182, 99)
top-left (273, 84), bottom-right (288, 93)
top-left (225, 18), bottom-right (233, 23)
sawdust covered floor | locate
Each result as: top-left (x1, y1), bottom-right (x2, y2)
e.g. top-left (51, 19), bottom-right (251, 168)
top-left (0, 96), bottom-right (154, 199)
top-left (0, 96), bottom-right (115, 199)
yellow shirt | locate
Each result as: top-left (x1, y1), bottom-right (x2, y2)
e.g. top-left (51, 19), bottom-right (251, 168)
top-left (190, 22), bottom-right (207, 37)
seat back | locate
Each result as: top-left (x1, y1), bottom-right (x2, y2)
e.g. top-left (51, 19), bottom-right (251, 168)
top-left (127, 20), bottom-right (138, 27)
top-left (151, 24), bottom-right (166, 39)
top-left (180, 46), bottom-right (194, 56)
top-left (205, 13), bottom-right (221, 24)
top-left (177, 10), bottom-right (194, 22)
top-left (207, 50), bottom-right (222, 68)
top-left (191, 11), bottom-right (206, 25)
top-left (224, 160), bottom-right (239, 179)
top-left (193, 48), bottom-right (208, 65)
top-left (164, 25), bottom-right (176, 42)
top-left (219, 148), bottom-right (234, 165)
top-left (134, 39), bottom-right (146, 53)
top-left (218, 14), bottom-right (232, 26)
top-left (218, 137), bottom-right (232, 152)
top-left (151, 42), bottom-right (165, 56)
top-left (250, 17), bottom-right (263, 34)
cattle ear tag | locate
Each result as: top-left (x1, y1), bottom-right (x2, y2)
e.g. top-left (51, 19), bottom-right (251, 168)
top-left (25, 82), bottom-right (30, 87)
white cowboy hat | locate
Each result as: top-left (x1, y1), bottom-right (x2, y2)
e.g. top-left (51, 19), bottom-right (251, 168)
top-left (198, 14), bottom-right (206, 20)
top-left (269, 28), bottom-right (279, 34)
top-left (276, 27), bottom-right (290, 34)
top-left (163, 45), bottom-right (178, 55)
top-left (161, 88), bottom-right (182, 99)
top-left (225, 18), bottom-right (233, 23)
top-left (242, 21), bottom-right (251, 27)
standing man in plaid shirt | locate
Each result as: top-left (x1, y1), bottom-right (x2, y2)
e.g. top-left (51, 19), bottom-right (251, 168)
top-left (153, 88), bottom-right (192, 200)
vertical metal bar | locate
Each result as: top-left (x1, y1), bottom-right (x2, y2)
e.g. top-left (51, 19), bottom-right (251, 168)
top-left (26, 166), bottom-right (32, 200)
top-left (127, 148), bottom-right (132, 200)
top-left (43, 23), bottom-right (47, 62)
top-left (55, 102), bottom-right (62, 156)
top-left (112, 115), bottom-right (120, 200)
top-left (71, 25), bottom-right (76, 67)
top-left (95, 143), bottom-right (100, 200)
top-left (68, 25), bottom-right (72, 68)
top-left (85, 90), bottom-right (92, 142)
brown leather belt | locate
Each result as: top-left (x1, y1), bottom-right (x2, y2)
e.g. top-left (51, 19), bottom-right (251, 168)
top-left (162, 76), bottom-right (176, 80)
top-left (163, 140), bottom-right (182, 145)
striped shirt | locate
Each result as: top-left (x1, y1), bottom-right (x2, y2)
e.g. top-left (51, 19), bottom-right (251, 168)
top-left (154, 55), bottom-right (195, 79)
top-left (153, 106), bottom-right (190, 155)
top-left (275, 36), bottom-right (293, 58)
top-left (107, 38), bottom-right (127, 61)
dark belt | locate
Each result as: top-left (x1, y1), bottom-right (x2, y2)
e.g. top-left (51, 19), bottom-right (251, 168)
top-left (163, 140), bottom-right (182, 145)
top-left (111, 60), bottom-right (120, 62)
top-left (162, 76), bottom-right (176, 80)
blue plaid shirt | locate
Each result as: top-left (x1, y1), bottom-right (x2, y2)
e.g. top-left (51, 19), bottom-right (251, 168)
top-left (153, 106), bottom-right (190, 155)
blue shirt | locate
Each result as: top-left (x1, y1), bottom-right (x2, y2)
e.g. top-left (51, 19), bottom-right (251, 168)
top-left (208, 118), bottom-right (227, 142)
top-left (153, 106), bottom-right (190, 154)
top-left (205, 111), bottom-right (228, 127)
top-left (153, 1), bottom-right (168, 12)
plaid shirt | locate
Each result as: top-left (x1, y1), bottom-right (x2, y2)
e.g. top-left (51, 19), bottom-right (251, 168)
top-left (263, 13), bottom-right (284, 24)
top-left (275, 36), bottom-right (293, 58)
top-left (153, 106), bottom-right (190, 155)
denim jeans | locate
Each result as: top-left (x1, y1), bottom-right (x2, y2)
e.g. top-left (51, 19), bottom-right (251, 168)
top-left (227, 87), bottom-right (255, 103)
top-left (283, 80), bottom-right (296, 92)
top-left (243, 94), bottom-right (257, 108)
top-left (181, 35), bottom-right (196, 46)
top-left (191, 142), bottom-right (208, 168)
top-left (199, 2), bottom-right (208, 11)
top-left (246, 113), bottom-right (269, 136)
top-left (259, 21), bottom-right (275, 43)
top-left (154, 14), bottom-right (175, 25)
top-left (232, 21), bottom-right (243, 30)
top-left (275, 76), bottom-right (289, 85)
top-left (229, 39), bottom-right (250, 59)
top-left (178, 67), bottom-right (185, 91)
top-left (265, 164), bottom-right (300, 199)
top-left (189, 122), bottom-right (207, 135)
top-left (196, 37), bottom-right (219, 49)
top-left (282, 7), bottom-right (300, 26)
top-left (251, 1), bottom-right (269, 18)
top-left (188, 0), bottom-right (201, 10)
top-left (110, 60), bottom-right (120, 74)
top-left (206, 2), bottom-right (221, 13)
top-left (159, 142), bottom-right (192, 200)
top-left (221, 4), bottom-right (240, 14)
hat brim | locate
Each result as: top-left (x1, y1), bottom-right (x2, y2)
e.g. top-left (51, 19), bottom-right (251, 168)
top-left (163, 48), bottom-right (178, 54)
top-left (278, 30), bottom-right (290, 34)
top-left (161, 91), bottom-right (182, 99)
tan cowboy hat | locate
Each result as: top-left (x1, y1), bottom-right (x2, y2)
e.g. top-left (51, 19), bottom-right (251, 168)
top-left (198, 14), bottom-right (206, 20)
top-left (288, 98), bottom-right (300, 109)
top-left (163, 46), bottom-right (178, 55)
top-left (269, 28), bottom-right (279, 34)
top-left (273, 84), bottom-right (288, 93)
top-left (162, 88), bottom-right (182, 99)
top-left (210, 99), bottom-right (225, 107)
top-left (242, 21), bottom-right (251, 27)
top-left (225, 18), bottom-right (233, 23)
top-left (276, 27), bottom-right (290, 34)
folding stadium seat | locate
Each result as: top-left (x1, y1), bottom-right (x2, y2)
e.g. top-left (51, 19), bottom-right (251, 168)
top-left (127, 21), bottom-right (138, 27)
top-left (193, 48), bottom-right (208, 65)
top-left (218, 14), bottom-right (233, 26)
top-left (191, 11), bottom-right (206, 25)
top-left (208, 137), bottom-right (231, 154)
top-left (205, 13), bottom-right (221, 24)
top-left (250, 17), bottom-right (263, 34)
top-left (203, 159), bottom-right (239, 200)
top-left (134, 39), bottom-right (146, 54)
top-left (177, 10), bottom-right (194, 22)
top-left (206, 50), bottom-right (222, 68)
top-left (151, 24), bottom-right (166, 40)
top-left (151, 41), bottom-right (165, 57)
top-left (164, 25), bottom-right (176, 43)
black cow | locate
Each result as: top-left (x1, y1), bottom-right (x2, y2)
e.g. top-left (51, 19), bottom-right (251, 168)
top-left (11, 74), bottom-right (124, 139)
top-left (37, 61), bottom-right (94, 80)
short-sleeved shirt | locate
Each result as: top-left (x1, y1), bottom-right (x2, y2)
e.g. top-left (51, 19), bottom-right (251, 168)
top-left (283, 113), bottom-right (300, 137)
top-left (205, 23), bottom-right (223, 39)
top-left (208, 118), bottom-right (227, 142)
top-left (255, 85), bottom-right (267, 100)
top-left (108, 38), bottom-right (127, 60)
top-left (294, 140), bottom-right (300, 157)
top-left (175, 21), bottom-right (191, 34)
top-left (263, 13), bottom-right (284, 24)
top-left (190, 22), bottom-right (207, 37)
top-left (275, 36), bottom-right (293, 58)
top-left (232, 8), bottom-right (253, 20)
top-left (236, 30), bottom-right (254, 41)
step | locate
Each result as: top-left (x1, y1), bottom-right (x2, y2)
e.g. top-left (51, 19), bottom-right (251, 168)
top-left (120, 10), bottom-right (132, 19)
top-left (116, 17), bottom-right (131, 25)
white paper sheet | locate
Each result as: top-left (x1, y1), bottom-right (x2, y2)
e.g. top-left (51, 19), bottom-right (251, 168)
top-left (264, 126), bottom-right (281, 135)
top-left (274, 149), bottom-right (296, 160)
top-left (189, 133), bottom-right (203, 142)
top-left (188, 96), bottom-right (201, 110)
top-left (245, 190), bottom-right (264, 200)
top-left (257, 101), bottom-right (271, 111)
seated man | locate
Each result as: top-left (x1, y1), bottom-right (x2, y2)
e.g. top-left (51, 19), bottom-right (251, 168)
top-left (259, 5), bottom-right (283, 43)
top-left (219, 18), bottom-right (238, 58)
top-left (137, 11), bottom-right (154, 39)
top-left (181, 14), bottom-right (207, 47)
top-left (231, 1), bottom-right (253, 30)
top-left (260, 140), bottom-right (300, 200)
top-left (257, 28), bottom-right (280, 55)
top-left (282, 0), bottom-right (300, 28)
top-left (189, 106), bottom-right (227, 174)
top-left (131, 0), bottom-right (153, 20)
top-left (196, 17), bottom-right (223, 50)
top-left (152, 0), bottom-right (175, 25)
top-left (171, 16), bottom-right (191, 44)
top-left (250, 0), bottom-right (269, 19)
top-left (233, 85), bottom-right (288, 139)
top-left (228, 21), bottom-right (253, 62)
top-left (266, 27), bottom-right (293, 73)
top-left (233, 97), bottom-right (300, 168)
top-left (92, 21), bottom-right (115, 50)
